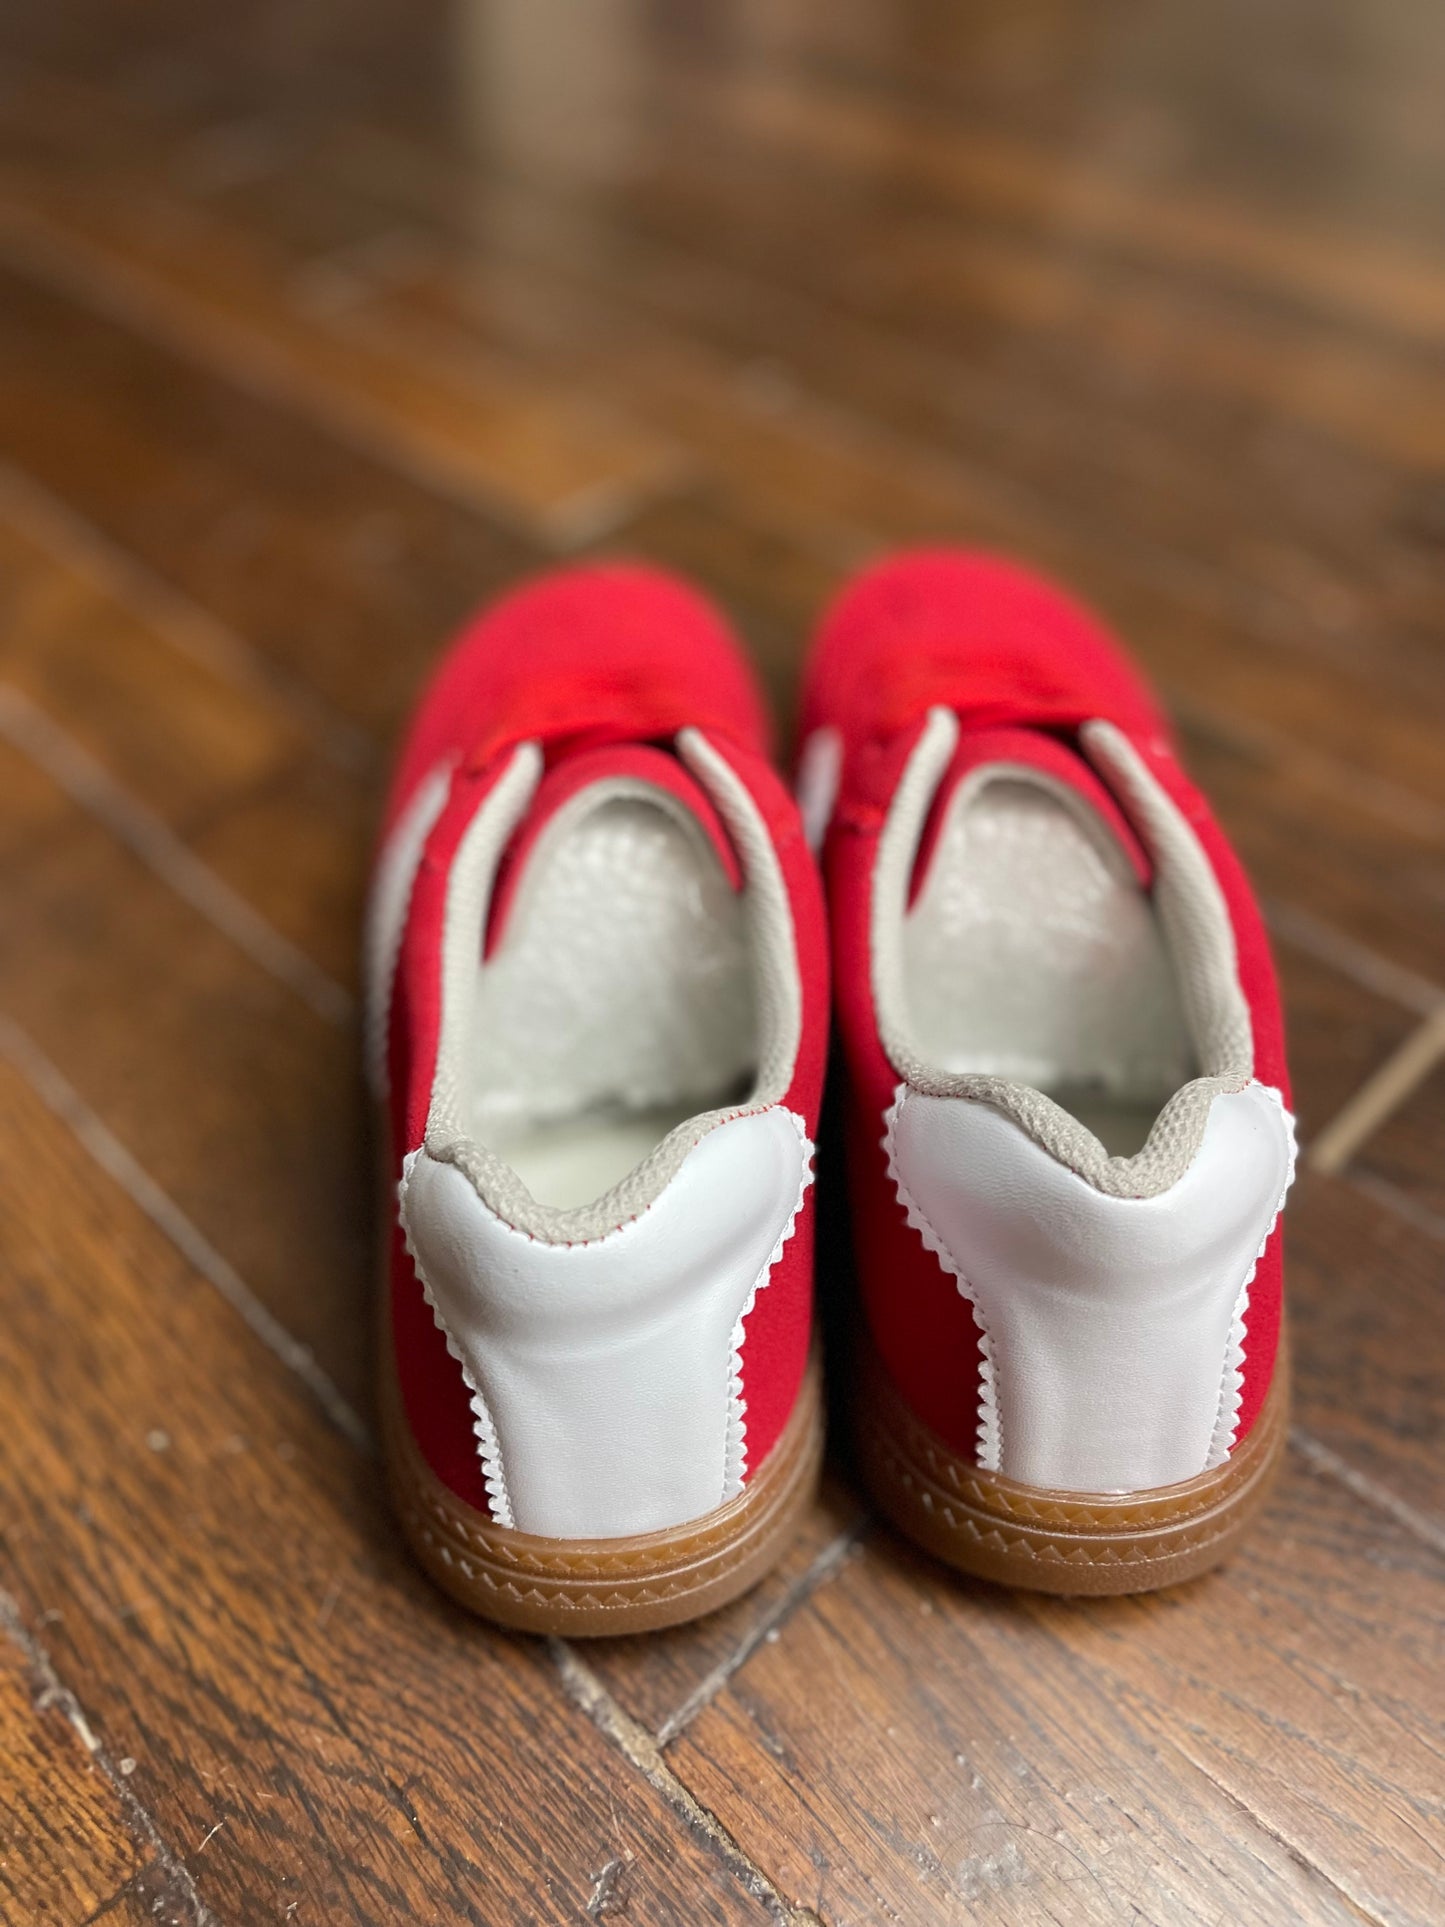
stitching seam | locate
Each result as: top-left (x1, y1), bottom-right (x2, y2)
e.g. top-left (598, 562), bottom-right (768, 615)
top-left (398, 1148), bottom-right (514, 1528)
top-left (723, 1109), bottom-right (815, 1501)
top-left (883, 1083), bottom-right (1002, 1472)
top-left (1205, 1083), bottom-right (1298, 1466)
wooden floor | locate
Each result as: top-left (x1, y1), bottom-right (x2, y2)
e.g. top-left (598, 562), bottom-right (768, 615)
top-left (1, 2), bottom-right (1443, 1922)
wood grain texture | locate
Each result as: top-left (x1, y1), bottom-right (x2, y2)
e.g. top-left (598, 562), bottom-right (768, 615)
top-left (0, 1623), bottom-right (143, 1927)
top-left (0, 1057), bottom-right (783, 1927)
top-left (0, 0), bottom-right (1441, 1919)
top-left (0, 503), bottom-right (374, 989)
top-left (672, 1456), bottom-right (1445, 1926)
top-left (1272, 944), bottom-right (1424, 1146)
top-left (0, 738), bottom-right (370, 1414)
top-left (1352, 1064), bottom-right (1445, 1231)
top-left (0, 261), bottom-right (540, 739)
top-left (1290, 1171), bottom-right (1445, 1532)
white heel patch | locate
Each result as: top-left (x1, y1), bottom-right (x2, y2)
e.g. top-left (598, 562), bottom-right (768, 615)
top-left (886, 1081), bottom-right (1295, 1492)
top-left (400, 1107), bottom-right (812, 1538)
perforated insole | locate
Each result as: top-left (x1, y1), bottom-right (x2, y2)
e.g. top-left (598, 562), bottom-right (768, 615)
top-left (904, 777), bottom-right (1193, 1156)
top-left (472, 795), bottom-right (755, 1209)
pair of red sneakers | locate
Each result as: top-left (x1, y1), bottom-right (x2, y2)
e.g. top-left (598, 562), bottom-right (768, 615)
top-left (367, 552), bottom-right (1295, 1635)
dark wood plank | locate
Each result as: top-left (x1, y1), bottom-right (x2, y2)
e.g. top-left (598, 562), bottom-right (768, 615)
top-left (0, 1054), bottom-right (784, 1927)
top-left (187, 753), bottom-right (371, 992)
top-left (0, 1625), bottom-right (144, 1927)
top-left (0, 505), bottom-right (375, 990)
top-left (1183, 719), bottom-right (1445, 994)
top-left (1351, 1061), bottom-right (1445, 1231)
top-left (371, 244), bottom-right (1445, 814)
top-left (0, 737), bottom-right (369, 1414)
top-left (650, 0), bottom-right (1445, 247)
top-left (671, 1457), bottom-right (1445, 1926)
top-left (0, 513), bottom-right (303, 826)
top-left (1290, 1171), bottom-right (1445, 1529)
top-left (584, 1478), bottom-right (864, 1742)
top-left (0, 258), bottom-right (539, 741)
top-left (281, 120), bottom-right (1445, 706)
top-left (0, 157), bottom-right (688, 539)
top-left (1273, 942), bottom-right (1423, 1146)
top-left (7, 59), bottom-right (1442, 806)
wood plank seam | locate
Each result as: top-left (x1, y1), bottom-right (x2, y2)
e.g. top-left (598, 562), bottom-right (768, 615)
top-left (1263, 901), bottom-right (1444, 1018)
top-left (1149, 1717), bottom-right (1394, 1927)
top-left (0, 1017), bottom-right (854, 1922)
top-left (1308, 1008), bottom-right (1445, 1176)
top-left (0, 1014), bottom-right (370, 1454)
top-left (1346, 1168), bottom-right (1445, 1253)
top-left (6, 196), bottom-right (1443, 856)
top-left (549, 1639), bottom-right (827, 1926)
top-left (0, 1585), bottom-right (219, 1927)
top-left (1188, 709), bottom-right (1445, 847)
top-left (0, 686), bottom-right (354, 1025)
top-left (0, 458), bottom-right (376, 775)
top-left (328, 125), bottom-right (1443, 685)
top-left (661, 58), bottom-right (1445, 349)
top-left (653, 1521), bottom-right (870, 1747)
top-left (1290, 1432), bottom-right (1445, 1560)
top-left (0, 204), bottom-right (683, 552)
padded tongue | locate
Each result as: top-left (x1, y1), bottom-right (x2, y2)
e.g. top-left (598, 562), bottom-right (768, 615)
top-left (909, 726), bottom-right (1153, 907)
top-left (486, 741), bottom-right (742, 956)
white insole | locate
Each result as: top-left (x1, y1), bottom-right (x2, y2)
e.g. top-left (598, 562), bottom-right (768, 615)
top-left (472, 794), bottom-right (755, 1209)
top-left (904, 776), bottom-right (1193, 1155)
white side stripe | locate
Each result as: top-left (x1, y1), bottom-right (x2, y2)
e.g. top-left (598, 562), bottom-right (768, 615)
top-left (362, 765), bottom-right (452, 1096)
top-left (795, 726), bottom-right (843, 853)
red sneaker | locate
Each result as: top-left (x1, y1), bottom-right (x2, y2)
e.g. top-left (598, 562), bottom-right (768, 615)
top-left (800, 551), bottom-right (1295, 1595)
top-left (367, 566), bottom-right (827, 1634)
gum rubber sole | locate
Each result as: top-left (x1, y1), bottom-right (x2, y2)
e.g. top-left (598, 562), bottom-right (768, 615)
top-left (856, 1335), bottom-right (1289, 1596)
top-left (381, 1341), bottom-right (825, 1636)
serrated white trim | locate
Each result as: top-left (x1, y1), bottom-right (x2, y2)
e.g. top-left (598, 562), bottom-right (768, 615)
top-left (1206, 1087), bottom-right (1298, 1466)
top-left (723, 1110), bottom-right (815, 1497)
top-left (887, 1079), bottom-right (1293, 1490)
top-left (883, 1082), bottom-right (1002, 1471)
top-left (399, 1108), bottom-right (811, 1536)
top-left (398, 1148), bottom-right (514, 1525)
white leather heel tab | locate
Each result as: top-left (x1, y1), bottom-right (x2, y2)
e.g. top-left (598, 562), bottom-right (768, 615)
top-left (401, 1107), bottom-right (812, 1538)
top-left (887, 1080), bottom-right (1295, 1492)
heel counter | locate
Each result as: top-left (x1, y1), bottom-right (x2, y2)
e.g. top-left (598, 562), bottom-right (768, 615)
top-left (399, 1108), bottom-right (811, 1537)
top-left (887, 1082), bottom-right (1295, 1492)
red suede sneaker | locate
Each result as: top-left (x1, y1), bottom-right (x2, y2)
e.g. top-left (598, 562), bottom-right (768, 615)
top-left (800, 551), bottom-right (1295, 1595)
top-left (366, 566), bottom-right (827, 1634)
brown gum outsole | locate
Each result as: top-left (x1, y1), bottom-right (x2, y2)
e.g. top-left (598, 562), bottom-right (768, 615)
top-left (856, 1334), bottom-right (1289, 1596)
top-left (381, 1338), bottom-right (826, 1636)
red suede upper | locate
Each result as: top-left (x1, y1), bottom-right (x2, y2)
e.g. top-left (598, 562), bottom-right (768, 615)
top-left (802, 550), bottom-right (1290, 1466)
top-left (375, 565), bottom-right (826, 1519)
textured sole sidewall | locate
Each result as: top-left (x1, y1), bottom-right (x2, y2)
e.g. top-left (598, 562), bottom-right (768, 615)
top-left (856, 1332), bottom-right (1289, 1596)
top-left (381, 1337), bottom-right (825, 1635)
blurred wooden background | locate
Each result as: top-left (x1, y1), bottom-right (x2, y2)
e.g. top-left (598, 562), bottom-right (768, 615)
top-left (0, 3), bottom-right (1442, 1923)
